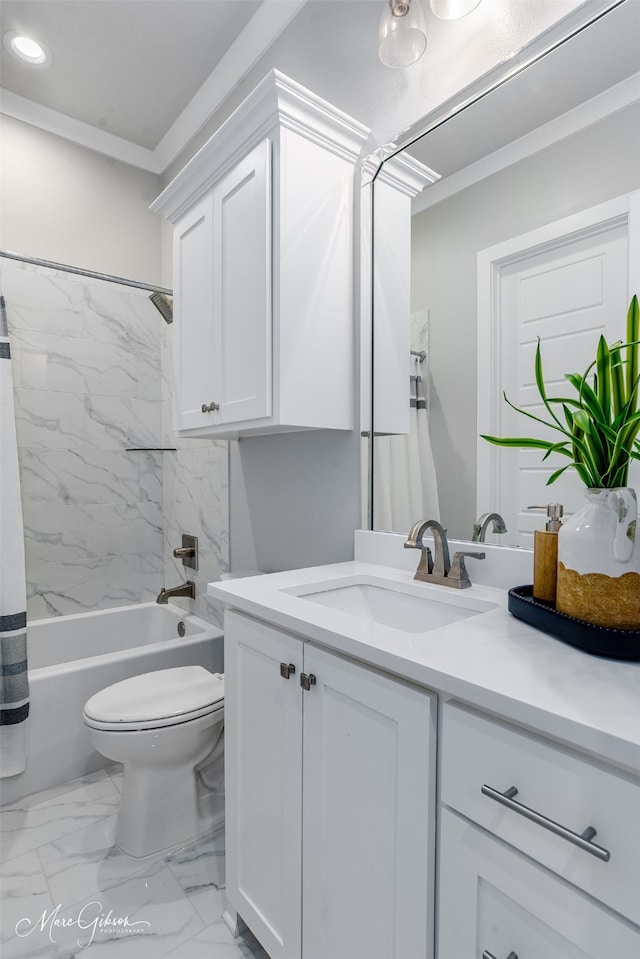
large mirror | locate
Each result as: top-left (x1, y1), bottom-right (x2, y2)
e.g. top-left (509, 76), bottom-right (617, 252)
top-left (369, 0), bottom-right (640, 546)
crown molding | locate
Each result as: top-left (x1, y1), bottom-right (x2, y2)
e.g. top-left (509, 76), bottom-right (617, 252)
top-left (151, 69), bottom-right (370, 222)
top-left (0, 89), bottom-right (161, 172)
top-left (154, 0), bottom-right (309, 172)
top-left (0, 0), bottom-right (309, 176)
top-left (412, 70), bottom-right (640, 214)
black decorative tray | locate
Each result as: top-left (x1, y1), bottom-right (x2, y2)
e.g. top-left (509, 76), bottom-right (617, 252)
top-left (508, 585), bottom-right (640, 662)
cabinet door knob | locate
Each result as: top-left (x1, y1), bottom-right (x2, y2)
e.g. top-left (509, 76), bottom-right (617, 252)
top-left (300, 673), bottom-right (316, 691)
top-left (280, 663), bottom-right (296, 680)
top-left (201, 402), bottom-right (220, 413)
top-left (482, 952), bottom-right (518, 959)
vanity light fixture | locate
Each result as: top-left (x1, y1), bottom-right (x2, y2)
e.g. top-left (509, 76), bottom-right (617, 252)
top-left (429, 0), bottom-right (481, 19)
top-left (3, 31), bottom-right (51, 66)
top-left (378, 0), bottom-right (428, 69)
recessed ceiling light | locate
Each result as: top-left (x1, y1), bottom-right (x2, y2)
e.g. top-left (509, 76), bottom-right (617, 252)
top-left (3, 30), bottom-right (52, 66)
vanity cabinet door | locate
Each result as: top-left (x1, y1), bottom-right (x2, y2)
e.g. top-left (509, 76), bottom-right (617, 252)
top-left (302, 644), bottom-right (436, 959)
top-left (225, 610), bottom-right (303, 959)
top-left (438, 809), bottom-right (640, 959)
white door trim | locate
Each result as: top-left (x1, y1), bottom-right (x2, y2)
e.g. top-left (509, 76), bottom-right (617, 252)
top-left (476, 192), bottom-right (640, 521)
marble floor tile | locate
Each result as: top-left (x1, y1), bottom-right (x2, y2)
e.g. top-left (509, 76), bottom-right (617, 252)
top-left (0, 850), bottom-right (54, 945)
top-left (1, 769), bottom-right (272, 959)
top-left (1, 863), bottom-right (205, 958)
top-left (166, 830), bottom-right (226, 924)
top-left (0, 772), bottom-right (119, 862)
top-left (37, 815), bottom-right (163, 909)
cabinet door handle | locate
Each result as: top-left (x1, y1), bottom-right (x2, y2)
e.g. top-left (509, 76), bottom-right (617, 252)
top-left (280, 663), bottom-right (296, 680)
top-left (300, 673), bottom-right (316, 691)
top-left (481, 784), bottom-right (610, 862)
top-left (482, 951), bottom-right (518, 959)
top-left (201, 402), bottom-right (220, 413)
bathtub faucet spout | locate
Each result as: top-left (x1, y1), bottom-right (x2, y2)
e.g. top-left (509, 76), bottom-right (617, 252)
top-left (156, 580), bottom-right (196, 604)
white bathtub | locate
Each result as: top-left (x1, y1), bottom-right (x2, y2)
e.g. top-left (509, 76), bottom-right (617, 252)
top-left (0, 603), bottom-right (223, 806)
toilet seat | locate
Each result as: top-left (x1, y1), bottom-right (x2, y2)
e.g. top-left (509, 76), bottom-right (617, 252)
top-left (83, 666), bottom-right (224, 731)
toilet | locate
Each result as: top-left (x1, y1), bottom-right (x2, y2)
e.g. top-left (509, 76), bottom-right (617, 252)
top-left (83, 666), bottom-right (225, 859)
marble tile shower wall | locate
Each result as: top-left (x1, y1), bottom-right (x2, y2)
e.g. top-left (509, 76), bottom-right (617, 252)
top-left (3, 262), bottom-right (228, 624)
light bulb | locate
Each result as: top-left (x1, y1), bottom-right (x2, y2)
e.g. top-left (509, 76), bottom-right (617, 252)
top-left (379, 0), bottom-right (427, 69)
top-left (429, 0), bottom-right (481, 20)
top-left (3, 31), bottom-right (51, 66)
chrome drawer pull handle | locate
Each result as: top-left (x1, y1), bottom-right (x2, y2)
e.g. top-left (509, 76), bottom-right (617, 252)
top-left (481, 784), bottom-right (610, 862)
top-left (482, 951), bottom-right (518, 959)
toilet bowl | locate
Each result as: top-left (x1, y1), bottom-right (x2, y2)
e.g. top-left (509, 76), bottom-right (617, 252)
top-left (83, 666), bottom-right (224, 858)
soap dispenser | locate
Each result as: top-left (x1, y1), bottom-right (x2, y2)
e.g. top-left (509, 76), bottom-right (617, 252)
top-left (529, 503), bottom-right (563, 602)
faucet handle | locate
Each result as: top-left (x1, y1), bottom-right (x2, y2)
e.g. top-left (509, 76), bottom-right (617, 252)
top-left (449, 551), bottom-right (485, 588)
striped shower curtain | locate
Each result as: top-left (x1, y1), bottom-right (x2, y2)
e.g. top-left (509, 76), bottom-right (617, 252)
top-left (374, 367), bottom-right (440, 533)
top-left (0, 278), bottom-right (29, 776)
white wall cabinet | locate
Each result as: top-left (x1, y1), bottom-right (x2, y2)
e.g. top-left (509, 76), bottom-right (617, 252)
top-left (224, 610), bottom-right (436, 959)
top-left (152, 71), bottom-right (369, 438)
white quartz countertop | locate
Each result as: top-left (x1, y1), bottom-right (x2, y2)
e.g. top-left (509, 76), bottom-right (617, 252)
top-left (208, 561), bottom-right (640, 776)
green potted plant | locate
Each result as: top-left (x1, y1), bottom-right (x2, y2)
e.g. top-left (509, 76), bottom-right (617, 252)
top-left (482, 295), bottom-right (640, 629)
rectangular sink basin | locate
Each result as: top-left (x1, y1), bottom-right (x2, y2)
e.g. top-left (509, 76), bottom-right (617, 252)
top-left (284, 576), bottom-right (497, 634)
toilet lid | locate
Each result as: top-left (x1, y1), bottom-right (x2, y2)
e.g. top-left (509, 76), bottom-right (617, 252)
top-left (84, 666), bottom-right (224, 728)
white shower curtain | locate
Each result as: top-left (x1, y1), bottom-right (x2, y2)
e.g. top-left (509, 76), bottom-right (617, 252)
top-left (0, 276), bottom-right (29, 776)
top-left (374, 365), bottom-right (440, 533)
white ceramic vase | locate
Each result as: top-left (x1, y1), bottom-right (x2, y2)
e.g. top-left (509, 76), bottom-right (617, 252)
top-left (556, 487), bottom-right (640, 630)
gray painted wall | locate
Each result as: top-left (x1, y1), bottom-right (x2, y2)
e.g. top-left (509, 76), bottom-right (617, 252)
top-left (0, 117), bottom-right (163, 286)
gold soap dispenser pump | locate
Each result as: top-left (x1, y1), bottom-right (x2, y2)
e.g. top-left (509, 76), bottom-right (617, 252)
top-left (528, 503), bottom-right (563, 602)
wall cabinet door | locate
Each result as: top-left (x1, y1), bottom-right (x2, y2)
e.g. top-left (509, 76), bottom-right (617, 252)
top-left (172, 140), bottom-right (271, 432)
top-left (212, 139), bottom-right (271, 425)
top-left (302, 643), bottom-right (436, 959)
top-left (438, 809), bottom-right (640, 959)
top-left (172, 191), bottom-right (215, 432)
top-left (225, 612), bottom-right (303, 959)
top-left (224, 611), bottom-right (436, 959)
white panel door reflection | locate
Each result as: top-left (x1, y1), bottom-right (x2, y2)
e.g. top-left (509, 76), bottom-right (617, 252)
top-left (477, 194), bottom-right (639, 546)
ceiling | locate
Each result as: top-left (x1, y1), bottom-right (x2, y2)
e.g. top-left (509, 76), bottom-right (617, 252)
top-left (0, 0), bottom-right (314, 171)
top-left (0, 1), bottom-right (262, 150)
top-left (1, 0), bottom-right (629, 178)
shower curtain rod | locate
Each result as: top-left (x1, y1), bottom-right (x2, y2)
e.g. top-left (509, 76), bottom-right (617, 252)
top-left (0, 250), bottom-right (172, 296)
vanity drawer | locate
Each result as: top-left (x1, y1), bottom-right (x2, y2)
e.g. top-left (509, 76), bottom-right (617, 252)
top-left (438, 808), bottom-right (640, 959)
top-left (440, 702), bottom-right (640, 924)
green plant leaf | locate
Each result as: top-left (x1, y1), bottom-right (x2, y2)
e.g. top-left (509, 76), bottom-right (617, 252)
top-left (479, 297), bottom-right (640, 490)
top-left (479, 435), bottom-right (558, 450)
top-left (534, 339), bottom-right (564, 431)
top-left (626, 295), bottom-right (639, 412)
top-left (596, 335), bottom-right (611, 423)
top-left (610, 344), bottom-right (625, 419)
top-left (546, 464), bottom-right (571, 485)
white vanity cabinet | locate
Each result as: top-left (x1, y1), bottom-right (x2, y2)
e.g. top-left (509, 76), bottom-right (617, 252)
top-left (224, 609), bottom-right (436, 959)
top-left (152, 70), bottom-right (369, 438)
top-left (438, 703), bottom-right (640, 959)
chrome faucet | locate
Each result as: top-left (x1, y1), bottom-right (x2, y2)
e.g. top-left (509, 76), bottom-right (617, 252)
top-left (472, 512), bottom-right (507, 543)
top-left (404, 519), bottom-right (485, 589)
top-left (155, 580), bottom-right (196, 604)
